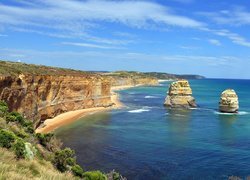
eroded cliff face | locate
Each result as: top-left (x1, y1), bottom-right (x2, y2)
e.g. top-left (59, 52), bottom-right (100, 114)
top-left (0, 74), bottom-right (112, 127)
top-left (0, 73), bottom-right (158, 127)
top-left (109, 76), bottom-right (158, 87)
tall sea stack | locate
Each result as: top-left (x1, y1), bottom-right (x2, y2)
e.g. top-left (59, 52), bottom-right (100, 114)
top-left (219, 89), bottom-right (239, 113)
top-left (164, 79), bottom-right (197, 108)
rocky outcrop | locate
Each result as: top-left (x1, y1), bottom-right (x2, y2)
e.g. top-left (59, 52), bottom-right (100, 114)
top-left (0, 74), bottom-right (112, 127)
top-left (164, 79), bottom-right (196, 108)
top-left (219, 89), bottom-right (239, 113)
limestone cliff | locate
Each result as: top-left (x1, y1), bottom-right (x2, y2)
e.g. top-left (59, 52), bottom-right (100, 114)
top-left (164, 80), bottom-right (196, 108)
top-left (109, 76), bottom-right (158, 87)
top-left (219, 89), bottom-right (239, 113)
top-left (0, 74), bottom-right (112, 127)
top-left (0, 61), bottom-right (159, 128)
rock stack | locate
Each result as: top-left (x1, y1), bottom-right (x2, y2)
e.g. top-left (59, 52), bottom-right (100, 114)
top-left (164, 79), bottom-right (197, 108)
top-left (219, 89), bottom-right (239, 113)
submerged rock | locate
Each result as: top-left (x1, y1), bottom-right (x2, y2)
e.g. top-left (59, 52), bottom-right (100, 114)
top-left (164, 79), bottom-right (197, 108)
top-left (219, 89), bottom-right (239, 113)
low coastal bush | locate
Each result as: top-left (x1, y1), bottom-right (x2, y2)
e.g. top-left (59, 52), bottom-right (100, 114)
top-left (71, 164), bottom-right (84, 177)
top-left (0, 129), bottom-right (16, 148)
top-left (0, 101), bottom-right (124, 179)
top-left (53, 148), bottom-right (76, 172)
top-left (83, 171), bottom-right (107, 180)
top-left (0, 101), bottom-right (8, 116)
top-left (6, 112), bottom-right (25, 125)
top-left (12, 139), bottom-right (26, 159)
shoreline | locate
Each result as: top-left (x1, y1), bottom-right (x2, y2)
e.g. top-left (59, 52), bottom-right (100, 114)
top-left (35, 85), bottom-right (134, 134)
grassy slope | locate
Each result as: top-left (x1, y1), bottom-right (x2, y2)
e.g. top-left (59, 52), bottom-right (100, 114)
top-left (0, 148), bottom-right (75, 180)
top-left (0, 60), bottom-right (92, 76)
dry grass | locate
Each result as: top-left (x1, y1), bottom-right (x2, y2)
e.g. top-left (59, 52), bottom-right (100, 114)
top-left (0, 148), bottom-right (76, 180)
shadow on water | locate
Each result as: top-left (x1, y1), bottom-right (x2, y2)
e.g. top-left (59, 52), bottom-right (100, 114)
top-left (217, 113), bottom-right (238, 148)
top-left (165, 108), bottom-right (192, 146)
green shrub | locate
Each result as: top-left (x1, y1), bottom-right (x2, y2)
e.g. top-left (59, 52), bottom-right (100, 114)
top-left (36, 133), bottom-right (54, 147)
top-left (0, 101), bottom-right (8, 116)
top-left (71, 164), bottom-right (84, 177)
top-left (0, 129), bottom-right (16, 148)
top-left (5, 112), bottom-right (27, 125)
top-left (10, 125), bottom-right (29, 139)
top-left (23, 120), bottom-right (34, 134)
top-left (12, 139), bottom-right (26, 159)
top-left (53, 148), bottom-right (76, 172)
top-left (25, 126), bottom-right (35, 134)
top-left (5, 114), bottom-right (16, 123)
top-left (112, 172), bottom-right (120, 180)
top-left (83, 171), bottom-right (107, 180)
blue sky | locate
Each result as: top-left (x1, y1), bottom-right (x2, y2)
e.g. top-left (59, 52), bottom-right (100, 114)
top-left (1, 0), bottom-right (250, 78)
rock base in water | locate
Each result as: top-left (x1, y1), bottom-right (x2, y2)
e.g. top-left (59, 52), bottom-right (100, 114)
top-left (164, 79), bottom-right (197, 108)
top-left (219, 89), bottom-right (239, 113)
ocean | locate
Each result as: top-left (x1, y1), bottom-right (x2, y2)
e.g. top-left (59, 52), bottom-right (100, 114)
top-left (55, 79), bottom-right (250, 179)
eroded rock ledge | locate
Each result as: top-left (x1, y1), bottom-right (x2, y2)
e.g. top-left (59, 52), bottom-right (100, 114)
top-left (164, 79), bottom-right (197, 108)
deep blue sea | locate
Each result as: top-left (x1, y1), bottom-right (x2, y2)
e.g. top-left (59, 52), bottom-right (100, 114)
top-left (55, 79), bottom-right (250, 180)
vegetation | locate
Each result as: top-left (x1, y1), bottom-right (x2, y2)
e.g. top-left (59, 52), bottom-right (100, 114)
top-left (0, 60), bottom-right (94, 76)
top-left (101, 71), bottom-right (205, 80)
top-left (0, 101), bottom-right (123, 179)
top-left (0, 147), bottom-right (74, 180)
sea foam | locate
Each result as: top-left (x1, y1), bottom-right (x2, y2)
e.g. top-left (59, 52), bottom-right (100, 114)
top-left (144, 96), bottom-right (159, 99)
top-left (214, 111), bottom-right (249, 115)
top-left (128, 109), bottom-right (150, 113)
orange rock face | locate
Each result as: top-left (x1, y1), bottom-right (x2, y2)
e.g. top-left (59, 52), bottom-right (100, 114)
top-left (109, 76), bottom-right (158, 87)
top-left (0, 74), bottom-right (112, 127)
top-left (0, 74), bottom-right (158, 127)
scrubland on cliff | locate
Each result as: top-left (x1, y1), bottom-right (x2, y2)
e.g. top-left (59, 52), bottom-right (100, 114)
top-left (0, 101), bottom-right (123, 180)
top-left (0, 60), bottom-right (94, 76)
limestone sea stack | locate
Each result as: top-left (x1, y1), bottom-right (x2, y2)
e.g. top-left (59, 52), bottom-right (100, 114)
top-left (164, 79), bottom-right (197, 108)
top-left (219, 89), bottom-right (239, 113)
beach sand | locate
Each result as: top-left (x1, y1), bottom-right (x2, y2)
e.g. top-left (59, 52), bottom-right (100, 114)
top-left (35, 85), bottom-right (133, 134)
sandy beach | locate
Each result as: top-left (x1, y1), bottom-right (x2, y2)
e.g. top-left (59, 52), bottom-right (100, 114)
top-left (35, 85), bottom-right (133, 134)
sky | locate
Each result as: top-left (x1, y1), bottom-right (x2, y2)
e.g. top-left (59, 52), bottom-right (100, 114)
top-left (0, 0), bottom-right (250, 79)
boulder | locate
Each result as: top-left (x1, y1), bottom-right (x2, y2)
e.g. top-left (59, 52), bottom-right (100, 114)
top-left (219, 89), bottom-right (239, 113)
top-left (164, 79), bottom-right (197, 108)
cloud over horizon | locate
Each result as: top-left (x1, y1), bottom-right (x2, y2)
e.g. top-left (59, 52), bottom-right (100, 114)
top-left (1, 0), bottom-right (250, 78)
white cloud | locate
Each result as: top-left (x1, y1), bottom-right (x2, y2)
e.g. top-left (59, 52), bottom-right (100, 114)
top-left (61, 42), bottom-right (125, 49)
top-left (198, 7), bottom-right (250, 26)
top-left (0, 0), bottom-right (204, 34)
top-left (201, 27), bottom-right (250, 47)
top-left (208, 39), bottom-right (221, 46)
top-left (2, 47), bottom-right (249, 78)
top-left (179, 46), bottom-right (200, 50)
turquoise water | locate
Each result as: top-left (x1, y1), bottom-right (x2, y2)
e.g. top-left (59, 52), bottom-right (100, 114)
top-left (55, 79), bottom-right (250, 179)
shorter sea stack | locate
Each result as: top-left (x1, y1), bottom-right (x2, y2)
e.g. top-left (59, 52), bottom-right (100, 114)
top-left (219, 89), bottom-right (239, 113)
top-left (164, 79), bottom-right (197, 108)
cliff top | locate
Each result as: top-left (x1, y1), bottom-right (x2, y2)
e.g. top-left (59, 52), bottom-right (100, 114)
top-left (0, 60), bottom-right (95, 77)
top-left (101, 71), bottom-right (205, 80)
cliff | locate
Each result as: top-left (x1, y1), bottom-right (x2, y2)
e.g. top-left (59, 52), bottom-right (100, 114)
top-left (0, 74), bottom-right (112, 127)
top-left (144, 72), bottom-right (205, 80)
top-left (103, 71), bottom-right (159, 87)
top-left (0, 61), bottom-right (158, 127)
top-left (164, 79), bottom-right (197, 108)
